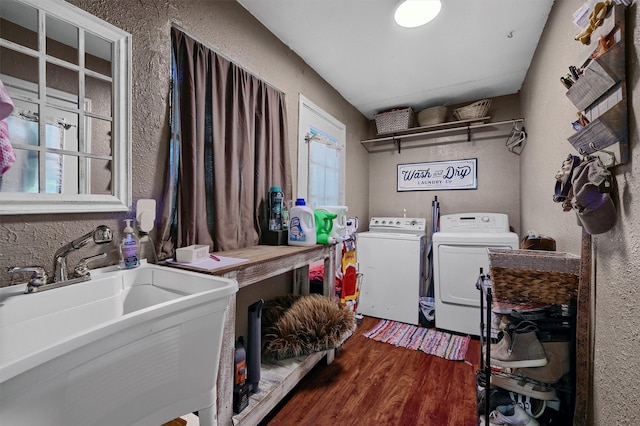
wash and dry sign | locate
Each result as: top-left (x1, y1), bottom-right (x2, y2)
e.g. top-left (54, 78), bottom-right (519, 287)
top-left (397, 158), bottom-right (477, 191)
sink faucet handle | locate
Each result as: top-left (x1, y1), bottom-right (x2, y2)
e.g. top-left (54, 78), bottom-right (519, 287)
top-left (7, 266), bottom-right (49, 293)
top-left (73, 252), bottom-right (107, 278)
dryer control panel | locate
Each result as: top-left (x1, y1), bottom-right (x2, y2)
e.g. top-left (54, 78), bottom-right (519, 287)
top-left (439, 213), bottom-right (510, 233)
top-left (369, 217), bottom-right (426, 233)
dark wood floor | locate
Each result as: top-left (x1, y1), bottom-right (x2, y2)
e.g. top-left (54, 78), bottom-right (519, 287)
top-left (261, 316), bottom-right (481, 426)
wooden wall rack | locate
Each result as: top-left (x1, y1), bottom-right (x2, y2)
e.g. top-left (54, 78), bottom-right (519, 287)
top-left (565, 4), bottom-right (629, 165)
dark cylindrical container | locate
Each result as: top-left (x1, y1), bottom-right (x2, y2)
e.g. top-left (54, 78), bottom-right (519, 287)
top-left (247, 299), bottom-right (264, 393)
top-left (268, 186), bottom-right (284, 231)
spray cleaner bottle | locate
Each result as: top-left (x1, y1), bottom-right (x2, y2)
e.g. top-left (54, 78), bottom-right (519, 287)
top-left (119, 219), bottom-right (140, 269)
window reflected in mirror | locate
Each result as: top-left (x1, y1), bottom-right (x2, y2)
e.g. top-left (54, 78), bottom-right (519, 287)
top-left (0, 0), bottom-right (131, 214)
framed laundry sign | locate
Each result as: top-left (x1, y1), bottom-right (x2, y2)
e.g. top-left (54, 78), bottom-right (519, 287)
top-left (397, 158), bottom-right (478, 191)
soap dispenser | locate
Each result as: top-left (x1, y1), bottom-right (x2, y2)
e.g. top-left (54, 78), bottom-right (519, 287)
top-left (119, 219), bottom-right (140, 269)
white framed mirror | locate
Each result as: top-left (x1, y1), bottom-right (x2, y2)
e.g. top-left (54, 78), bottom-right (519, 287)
top-left (0, 0), bottom-right (132, 214)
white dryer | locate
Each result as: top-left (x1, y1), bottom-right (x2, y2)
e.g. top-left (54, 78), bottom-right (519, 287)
top-left (357, 217), bottom-right (427, 325)
top-left (433, 213), bottom-right (519, 336)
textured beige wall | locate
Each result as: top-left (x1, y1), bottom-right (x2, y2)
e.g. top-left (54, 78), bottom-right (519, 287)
top-left (521, 1), bottom-right (640, 423)
top-left (519, 1), bottom-right (584, 255)
top-left (0, 0), bottom-right (370, 284)
top-left (367, 94), bottom-right (522, 235)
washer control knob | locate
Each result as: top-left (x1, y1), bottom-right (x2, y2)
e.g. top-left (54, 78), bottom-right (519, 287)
top-left (481, 216), bottom-right (490, 222)
top-left (410, 220), bottom-right (417, 226)
top-left (396, 220), bottom-right (401, 225)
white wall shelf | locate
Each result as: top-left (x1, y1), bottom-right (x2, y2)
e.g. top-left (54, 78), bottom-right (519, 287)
top-left (361, 117), bottom-right (524, 153)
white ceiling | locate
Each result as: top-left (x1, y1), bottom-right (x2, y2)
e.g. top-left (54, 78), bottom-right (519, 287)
top-left (237, 0), bottom-right (555, 119)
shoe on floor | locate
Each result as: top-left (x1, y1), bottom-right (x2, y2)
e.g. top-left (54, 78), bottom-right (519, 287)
top-left (490, 321), bottom-right (547, 368)
top-left (515, 341), bottom-right (570, 384)
top-left (482, 404), bottom-right (540, 426)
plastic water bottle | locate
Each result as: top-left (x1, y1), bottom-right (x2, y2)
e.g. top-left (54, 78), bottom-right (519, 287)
top-left (288, 198), bottom-right (316, 246)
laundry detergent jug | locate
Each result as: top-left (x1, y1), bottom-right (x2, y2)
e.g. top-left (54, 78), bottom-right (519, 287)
top-left (288, 198), bottom-right (316, 246)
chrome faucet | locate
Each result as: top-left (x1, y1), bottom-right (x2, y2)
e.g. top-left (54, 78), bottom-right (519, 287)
top-left (7, 266), bottom-right (48, 293)
top-left (53, 225), bottom-right (114, 283)
top-left (8, 253), bottom-right (107, 294)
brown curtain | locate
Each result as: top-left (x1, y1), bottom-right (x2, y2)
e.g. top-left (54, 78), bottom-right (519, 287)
top-left (158, 27), bottom-right (291, 257)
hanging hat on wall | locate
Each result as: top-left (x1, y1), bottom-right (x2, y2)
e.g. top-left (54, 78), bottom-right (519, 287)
top-left (571, 158), bottom-right (616, 234)
top-left (553, 154), bottom-right (581, 204)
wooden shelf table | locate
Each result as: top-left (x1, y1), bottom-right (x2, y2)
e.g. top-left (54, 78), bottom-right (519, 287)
top-left (164, 244), bottom-right (336, 426)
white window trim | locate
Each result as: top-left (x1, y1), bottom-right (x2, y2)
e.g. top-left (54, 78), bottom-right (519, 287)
top-left (297, 94), bottom-right (346, 206)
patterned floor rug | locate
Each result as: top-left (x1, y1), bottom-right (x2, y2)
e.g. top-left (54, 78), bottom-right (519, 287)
top-left (363, 319), bottom-right (471, 361)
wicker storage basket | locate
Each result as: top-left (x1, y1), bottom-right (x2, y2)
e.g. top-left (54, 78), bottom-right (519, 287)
top-left (452, 99), bottom-right (492, 121)
top-left (488, 248), bottom-right (580, 305)
top-left (417, 106), bottom-right (447, 127)
top-left (374, 107), bottom-right (414, 134)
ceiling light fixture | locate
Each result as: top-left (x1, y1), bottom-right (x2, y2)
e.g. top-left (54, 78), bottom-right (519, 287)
top-left (394, 0), bottom-right (442, 28)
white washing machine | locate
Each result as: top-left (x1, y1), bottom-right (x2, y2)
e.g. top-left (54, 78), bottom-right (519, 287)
top-left (433, 213), bottom-right (519, 336)
top-left (357, 217), bottom-right (427, 325)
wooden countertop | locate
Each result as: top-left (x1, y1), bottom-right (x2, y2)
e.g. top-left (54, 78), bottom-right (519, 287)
top-left (160, 244), bottom-right (333, 289)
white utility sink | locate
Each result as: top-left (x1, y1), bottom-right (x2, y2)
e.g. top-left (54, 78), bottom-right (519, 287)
top-left (0, 262), bottom-right (237, 426)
